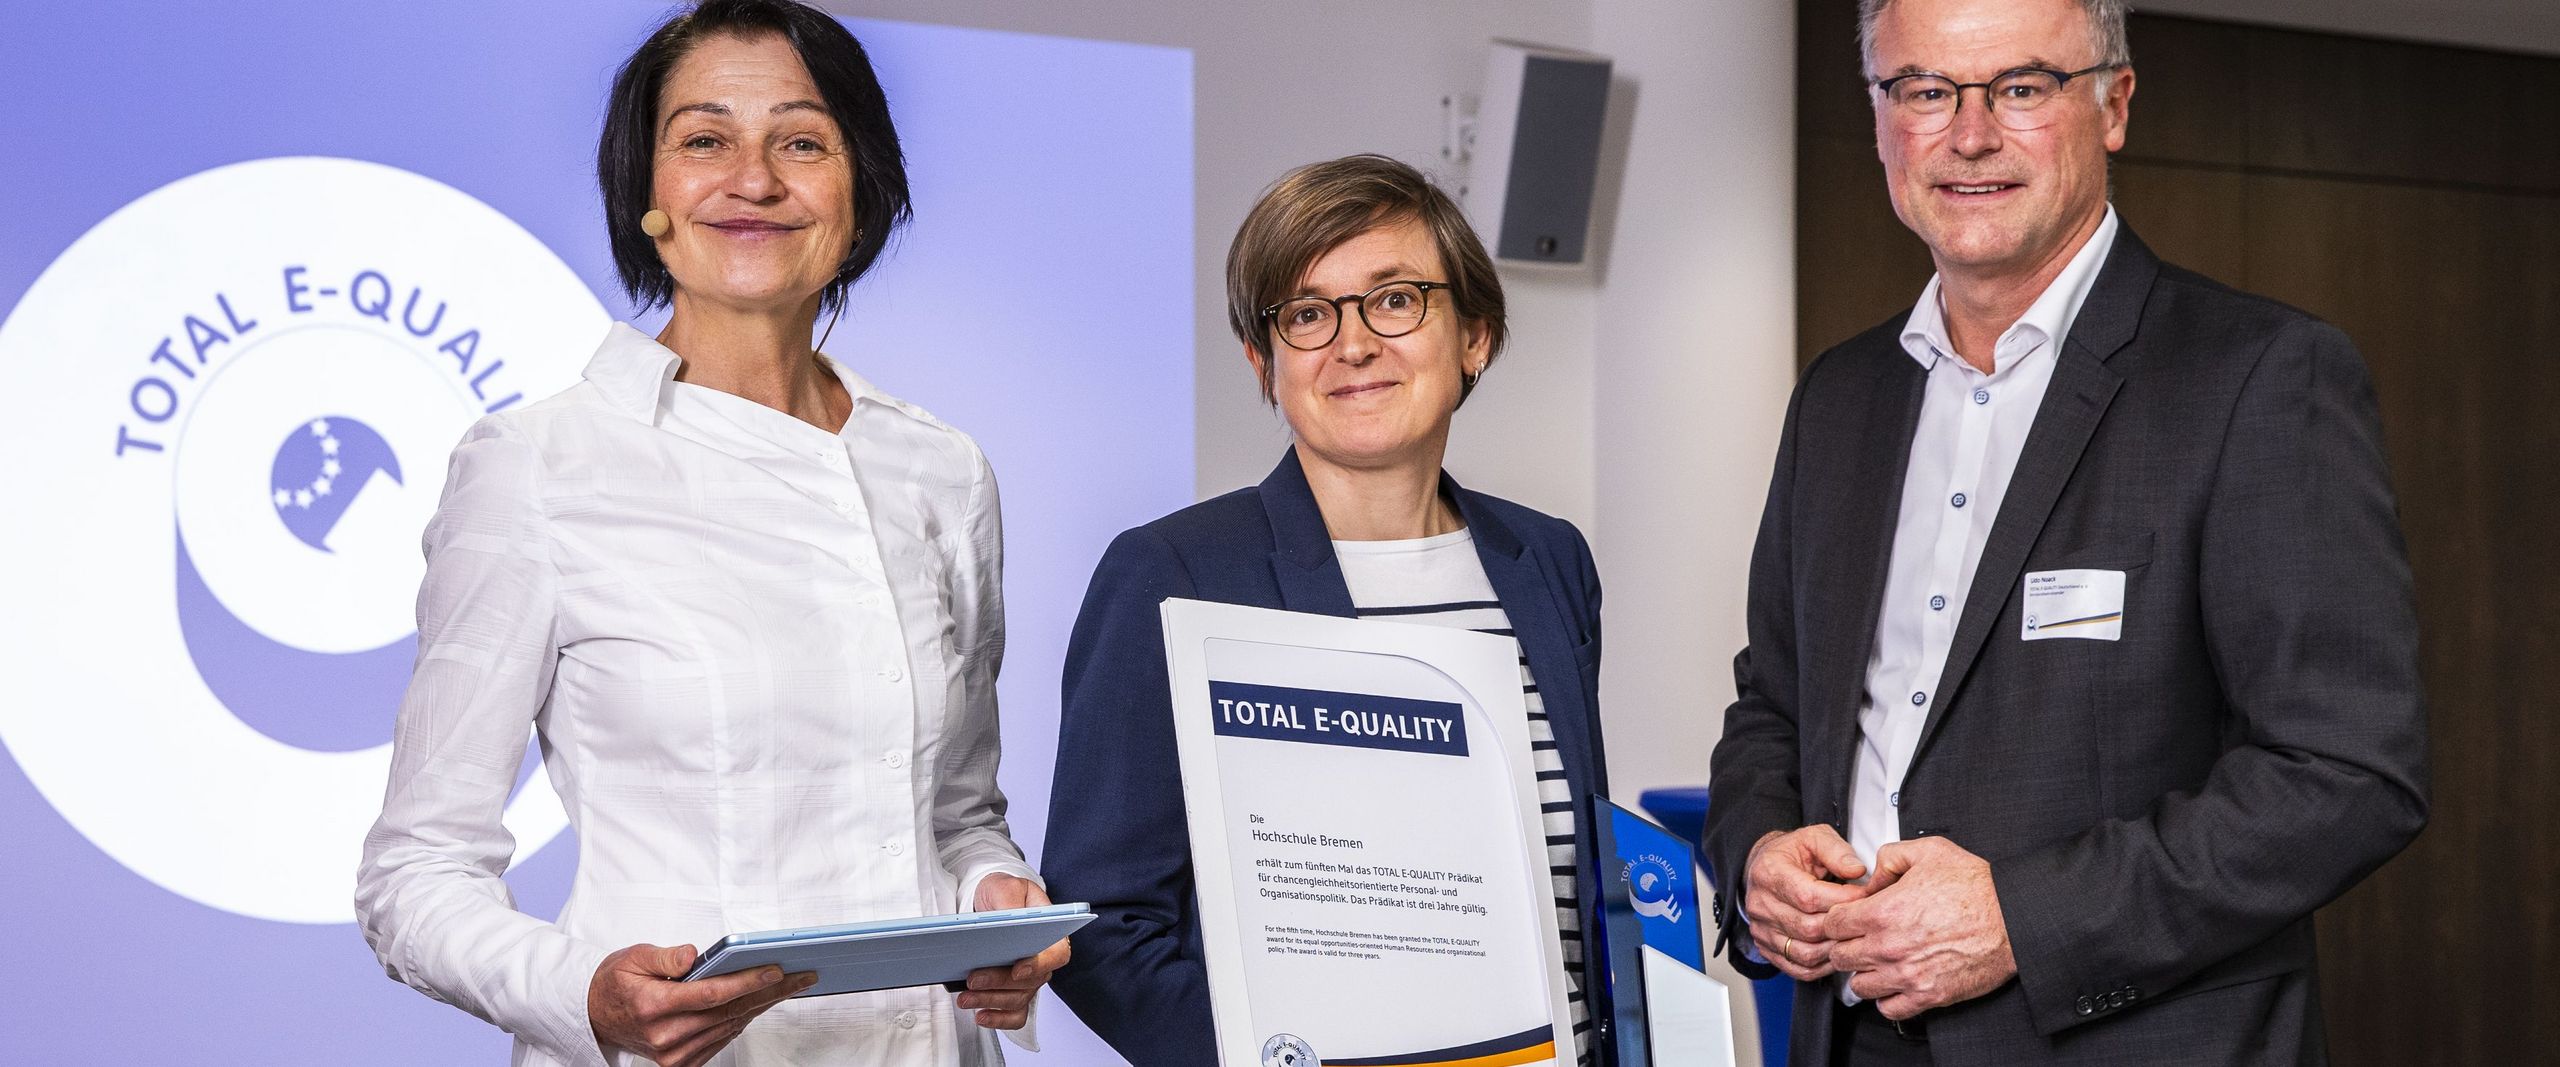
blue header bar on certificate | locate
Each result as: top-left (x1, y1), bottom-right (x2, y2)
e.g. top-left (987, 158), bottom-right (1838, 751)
top-left (1207, 680), bottom-right (1471, 757)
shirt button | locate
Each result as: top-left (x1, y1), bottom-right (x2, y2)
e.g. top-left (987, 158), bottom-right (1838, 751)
top-left (1911, 691), bottom-right (1927, 706)
top-left (885, 839), bottom-right (906, 856)
top-left (1888, 791), bottom-right (1901, 807)
top-left (882, 665), bottom-right (904, 682)
top-left (895, 1009), bottom-right (920, 1029)
top-left (833, 497), bottom-right (853, 512)
top-left (1973, 388), bottom-right (1990, 405)
top-left (1950, 492), bottom-right (1968, 508)
top-left (1929, 594), bottom-right (1946, 611)
top-left (884, 750), bottom-right (907, 769)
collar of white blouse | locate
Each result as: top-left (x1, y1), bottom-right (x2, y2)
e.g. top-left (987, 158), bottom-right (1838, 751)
top-left (582, 321), bottom-right (903, 428)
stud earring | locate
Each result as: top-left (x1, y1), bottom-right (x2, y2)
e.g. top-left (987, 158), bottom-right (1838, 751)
top-left (639, 209), bottom-right (671, 237)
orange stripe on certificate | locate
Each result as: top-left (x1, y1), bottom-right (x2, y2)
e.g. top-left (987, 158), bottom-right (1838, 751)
top-left (1417, 1042), bottom-right (1557, 1067)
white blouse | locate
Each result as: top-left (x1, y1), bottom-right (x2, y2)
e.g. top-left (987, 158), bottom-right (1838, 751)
top-left (356, 324), bottom-right (1038, 1067)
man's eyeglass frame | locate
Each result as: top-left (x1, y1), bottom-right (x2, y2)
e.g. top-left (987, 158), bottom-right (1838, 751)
top-left (1868, 63), bottom-right (2121, 131)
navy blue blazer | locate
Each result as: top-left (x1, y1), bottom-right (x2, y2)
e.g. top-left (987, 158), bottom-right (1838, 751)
top-left (1042, 449), bottom-right (1609, 1065)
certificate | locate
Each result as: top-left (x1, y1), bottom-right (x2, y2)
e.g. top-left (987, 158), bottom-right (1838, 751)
top-left (1161, 598), bottom-right (1572, 1067)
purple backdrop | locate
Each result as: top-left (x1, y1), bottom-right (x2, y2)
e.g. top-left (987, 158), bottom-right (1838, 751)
top-left (0, 3), bottom-right (1188, 1062)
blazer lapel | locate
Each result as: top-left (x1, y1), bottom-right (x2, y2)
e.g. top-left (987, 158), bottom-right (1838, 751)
top-left (1257, 451), bottom-right (1602, 795)
top-left (1454, 481), bottom-right (1603, 798)
top-left (1259, 449), bottom-right (1360, 618)
top-left (1914, 232), bottom-right (2159, 759)
top-left (1804, 347), bottom-right (1929, 821)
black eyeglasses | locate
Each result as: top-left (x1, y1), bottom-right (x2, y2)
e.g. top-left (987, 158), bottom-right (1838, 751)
top-left (1261, 280), bottom-right (1451, 351)
top-left (1870, 63), bottom-right (2120, 134)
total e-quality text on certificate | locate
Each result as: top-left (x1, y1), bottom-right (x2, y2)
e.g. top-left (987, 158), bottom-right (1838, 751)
top-left (1162, 598), bottom-right (1572, 1067)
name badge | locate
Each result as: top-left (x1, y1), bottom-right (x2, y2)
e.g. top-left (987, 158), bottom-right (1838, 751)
top-left (2022, 569), bottom-right (2125, 642)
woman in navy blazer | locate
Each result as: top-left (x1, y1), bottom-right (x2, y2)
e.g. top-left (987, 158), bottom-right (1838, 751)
top-left (1042, 155), bottom-right (1608, 1065)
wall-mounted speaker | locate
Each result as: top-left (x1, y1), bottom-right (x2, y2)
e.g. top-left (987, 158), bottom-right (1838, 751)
top-left (1468, 40), bottom-right (1613, 267)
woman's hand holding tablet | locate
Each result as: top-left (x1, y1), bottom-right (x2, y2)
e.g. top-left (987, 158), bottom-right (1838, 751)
top-left (593, 941), bottom-right (816, 1067)
top-left (677, 896), bottom-right (1092, 1032)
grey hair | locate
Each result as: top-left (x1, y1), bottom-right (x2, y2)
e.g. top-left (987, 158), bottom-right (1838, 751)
top-left (1858, 0), bottom-right (2133, 77)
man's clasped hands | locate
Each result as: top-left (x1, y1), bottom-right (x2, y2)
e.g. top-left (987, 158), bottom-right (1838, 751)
top-left (1741, 825), bottom-right (2020, 1021)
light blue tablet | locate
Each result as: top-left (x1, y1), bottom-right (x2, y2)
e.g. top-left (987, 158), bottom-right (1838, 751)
top-left (679, 903), bottom-right (1093, 998)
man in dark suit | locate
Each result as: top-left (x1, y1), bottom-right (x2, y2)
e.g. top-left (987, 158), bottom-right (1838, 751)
top-left (1703, 0), bottom-right (2428, 1062)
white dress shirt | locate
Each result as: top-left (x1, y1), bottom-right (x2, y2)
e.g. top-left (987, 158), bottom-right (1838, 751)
top-left (356, 323), bottom-right (1039, 1067)
top-left (1844, 208), bottom-right (2121, 903)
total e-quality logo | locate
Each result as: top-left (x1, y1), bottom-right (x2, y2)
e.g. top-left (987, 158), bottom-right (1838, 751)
top-left (1622, 851), bottom-right (1684, 924)
top-left (0, 157), bottom-right (606, 923)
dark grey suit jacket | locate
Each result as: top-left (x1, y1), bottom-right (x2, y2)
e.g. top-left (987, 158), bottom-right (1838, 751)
top-left (1704, 229), bottom-right (2428, 1064)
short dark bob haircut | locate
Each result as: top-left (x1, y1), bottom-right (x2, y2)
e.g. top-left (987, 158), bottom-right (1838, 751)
top-left (597, 0), bottom-right (911, 312)
top-left (1226, 155), bottom-right (1508, 407)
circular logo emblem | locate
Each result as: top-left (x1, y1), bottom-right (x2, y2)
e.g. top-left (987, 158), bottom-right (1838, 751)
top-left (0, 157), bottom-right (604, 922)
top-left (1261, 1033), bottom-right (1319, 1067)
top-left (1625, 852), bottom-right (1685, 923)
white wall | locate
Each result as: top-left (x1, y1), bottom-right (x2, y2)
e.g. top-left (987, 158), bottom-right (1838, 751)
top-left (836, 0), bottom-right (1605, 525)
top-left (1587, 0), bottom-right (1798, 803)
top-left (839, 0), bottom-right (1587, 511)
top-left (824, 1), bottom-right (1801, 1060)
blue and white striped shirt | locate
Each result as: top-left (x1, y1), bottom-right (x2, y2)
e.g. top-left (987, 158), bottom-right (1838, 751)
top-left (1334, 528), bottom-right (1592, 1063)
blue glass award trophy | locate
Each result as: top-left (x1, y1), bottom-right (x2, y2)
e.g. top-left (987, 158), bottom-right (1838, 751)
top-left (1587, 796), bottom-right (1738, 1067)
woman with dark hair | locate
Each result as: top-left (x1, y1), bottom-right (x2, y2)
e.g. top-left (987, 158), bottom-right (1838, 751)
top-left (353, 3), bottom-right (1064, 1064)
top-left (1043, 154), bottom-right (1608, 1065)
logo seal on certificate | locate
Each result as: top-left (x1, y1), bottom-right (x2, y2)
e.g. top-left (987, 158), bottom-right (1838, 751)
top-left (1261, 1033), bottom-right (1318, 1066)
top-left (1161, 599), bottom-right (1573, 1066)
